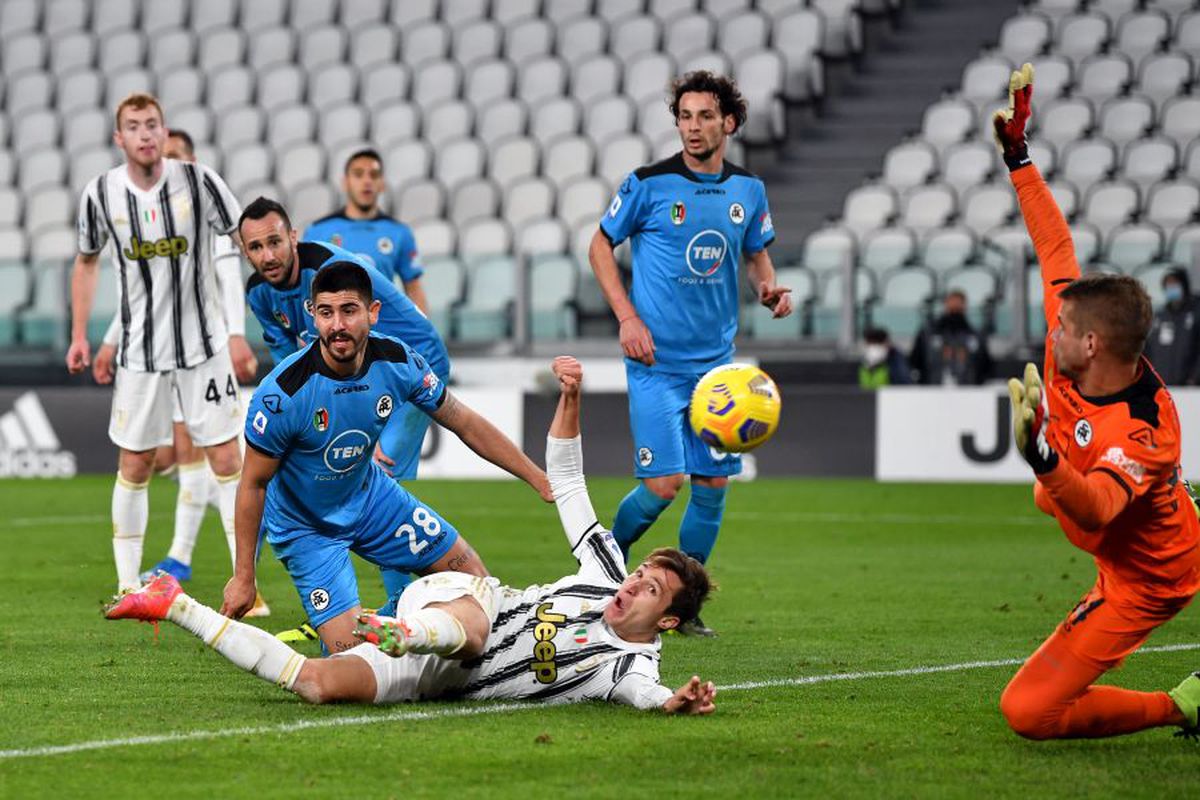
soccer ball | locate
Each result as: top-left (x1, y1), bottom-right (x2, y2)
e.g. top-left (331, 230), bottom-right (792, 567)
top-left (689, 364), bottom-right (782, 453)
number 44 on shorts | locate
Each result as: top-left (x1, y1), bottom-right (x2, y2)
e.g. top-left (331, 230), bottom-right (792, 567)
top-left (205, 375), bottom-right (238, 404)
top-left (394, 506), bottom-right (441, 555)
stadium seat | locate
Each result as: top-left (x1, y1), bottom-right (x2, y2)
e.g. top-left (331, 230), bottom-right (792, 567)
top-left (543, 136), bottom-right (595, 190)
top-left (719, 11), bottom-right (770, 61)
top-left (170, 105), bottom-right (213, 145)
top-left (19, 149), bottom-right (65, 197)
top-left (158, 68), bottom-right (204, 117)
top-left (453, 19), bottom-right (503, 69)
top-left (1178, 12), bottom-right (1200, 53)
top-left (1097, 95), bottom-right (1154, 152)
top-left (1145, 179), bottom-right (1200, 231)
top-left (519, 219), bottom-right (568, 256)
top-left (317, 104), bottom-right (367, 150)
top-left (516, 56), bottom-right (567, 107)
top-left (465, 59), bottom-right (515, 110)
top-left (417, 255), bottom-right (464, 335)
top-left (424, 101), bottom-right (475, 143)
top-left (0, 226), bottom-right (28, 264)
top-left (455, 255), bottom-right (515, 340)
top-left (1105, 222), bottom-right (1166, 271)
top-left (413, 60), bottom-right (464, 113)
top-left (921, 98), bottom-right (975, 153)
top-left (351, 27), bottom-right (399, 72)
top-left (943, 265), bottom-right (1000, 318)
top-left (291, 0), bottom-right (337, 29)
top-left (99, 29), bottom-right (144, 76)
top-left (476, 98), bottom-right (528, 148)
top-left (585, 96), bottom-right (637, 147)
top-left (1081, 180), bottom-right (1140, 235)
top-left (812, 0), bottom-right (863, 59)
top-left (149, 29), bottom-right (195, 74)
top-left (623, 52), bottom-right (675, 107)
top-left (391, 179), bottom-right (445, 225)
top-left (874, 267), bottom-right (936, 338)
top-left (225, 145), bottom-right (274, 197)
top-left (683, 51), bottom-right (734, 78)
top-left (962, 183), bottom-right (1016, 234)
top-left (558, 177), bottom-right (609, 230)
top-left (745, 265), bottom-right (810, 339)
top-left (1116, 11), bottom-right (1172, 64)
top-left (502, 177), bottom-right (555, 231)
top-left (287, 181), bottom-right (335, 231)
top-left (341, 0), bottom-right (388, 28)
top-left (998, 13), bottom-right (1053, 64)
top-left (961, 55), bottom-right (1012, 111)
top-left (267, 104), bottom-right (316, 152)
top-left (1150, 0), bottom-right (1194, 22)
top-left (49, 31), bottom-right (95, 77)
top-left (650, 0), bottom-right (698, 18)
top-left (529, 254), bottom-right (578, 339)
top-left (371, 103), bottom-right (419, 148)
top-left (299, 26), bottom-right (347, 72)
top-left (442, 0), bottom-right (489, 26)
top-left (6, 71), bottom-right (52, 116)
top-left (247, 27), bottom-right (295, 72)
top-left (1074, 53), bottom-right (1132, 103)
top-left (558, 17), bottom-right (608, 68)
top-left (43, 0), bottom-right (87, 37)
top-left (802, 226), bottom-right (856, 271)
top-left (544, 0), bottom-right (591, 23)
top-left (104, 67), bottom-right (156, 112)
top-left (505, 17), bottom-right (554, 67)
top-left (449, 178), bottom-right (500, 227)
top-left (1046, 178), bottom-right (1080, 220)
top-left (1056, 13), bottom-right (1110, 66)
top-left (1169, 223), bottom-right (1200, 266)
top-left (861, 227), bottom-right (917, 278)
top-left (637, 97), bottom-right (678, 150)
top-left (276, 142), bottom-right (325, 194)
top-left (435, 138), bottom-right (486, 193)
top-left (240, 0), bottom-right (286, 28)
top-left (1060, 138), bottom-right (1117, 196)
top-left (1090, 0), bottom-right (1139, 23)
top-left (2, 32), bottom-right (45, 76)
top-left (191, 0), bottom-right (236, 35)
top-left (1137, 52), bottom-right (1193, 114)
top-left (0, 189), bottom-right (20, 228)
top-left (412, 219), bottom-right (456, 258)
top-left (921, 227), bottom-right (977, 273)
top-left (612, 16), bottom-right (663, 64)
top-left (32, 225), bottom-right (78, 263)
top-left (0, 0), bottom-right (38, 39)
top-left (665, 13), bottom-right (716, 64)
top-left (812, 268), bottom-right (874, 338)
top-left (384, 140), bottom-right (432, 187)
top-left (1029, 55), bottom-right (1073, 101)
top-left (596, 0), bottom-right (644, 23)
top-left (1123, 137), bottom-right (1179, 192)
top-left (735, 51), bottom-right (787, 145)
top-left (309, 64), bottom-right (358, 113)
top-left (484, 135), bottom-right (536, 191)
top-left (1036, 97), bottom-right (1094, 151)
top-left (773, 9), bottom-right (824, 102)
top-left (1066, 223), bottom-right (1104, 265)
top-left (20, 262), bottom-right (68, 349)
top-left (571, 55), bottom-right (621, 105)
top-left (397, 21), bottom-right (448, 71)
top-left (217, 106), bottom-right (264, 151)
top-left (881, 141), bottom-right (938, 192)
top-left (941, 141), bottom-right (995, 200)
top-left (598, 134), bottom-right (651, 189)
top-left (840, 184), bottom-right (897, 236)
top-left (24, 187), bottom-right (71, 233)
top-left (901, 185), bottom-right (957, 233)
top-left (207, 66), bottom-right (254, 114)
top-left (1161, 97), bottom-right (1200, 149)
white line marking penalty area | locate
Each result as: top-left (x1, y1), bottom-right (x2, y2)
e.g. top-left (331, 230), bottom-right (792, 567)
top-left (2, 642), bottom-right (1197, 761)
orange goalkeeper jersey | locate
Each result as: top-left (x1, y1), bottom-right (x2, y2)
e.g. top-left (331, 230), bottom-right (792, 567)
top-left (1013, 165), bottom-right (1200, 603)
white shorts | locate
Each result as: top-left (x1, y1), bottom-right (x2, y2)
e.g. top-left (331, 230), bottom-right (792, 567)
top-left (108, 346), bottom-right (243, 452)
top-left (336, 573), bottom-right (502, 705)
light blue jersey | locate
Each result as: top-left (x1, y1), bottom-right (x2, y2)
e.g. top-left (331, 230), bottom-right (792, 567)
top-left (245, 334), bottom-right (446, 531)
top-left (304, 213), bottom-right (422, 285)
top-left (599, 152), bottom-right (774, 374)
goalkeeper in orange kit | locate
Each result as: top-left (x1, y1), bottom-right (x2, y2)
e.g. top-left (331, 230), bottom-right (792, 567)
top-left (995, 63), bottom-right (1200, 740)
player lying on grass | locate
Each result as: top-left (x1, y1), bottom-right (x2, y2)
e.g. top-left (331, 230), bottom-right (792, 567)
top-left (995, 63), bottom-right (1200, 740)
top-left (106, 356), bottom-right (718, 714)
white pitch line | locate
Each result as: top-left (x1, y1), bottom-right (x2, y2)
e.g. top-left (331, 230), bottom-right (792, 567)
top-left (3, 642), bottom-right (1196, 762)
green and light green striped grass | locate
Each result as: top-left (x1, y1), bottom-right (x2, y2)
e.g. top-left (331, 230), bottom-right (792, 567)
top-left (1, 476), bottom-right (1197, 799)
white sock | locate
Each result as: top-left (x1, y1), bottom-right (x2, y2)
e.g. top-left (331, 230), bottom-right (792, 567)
top-left (205, 470), bottom-right (221, 512)
top-left (168, 593), bottom-right (305, 690)
top-left (166, 461), bottom-right (208, 566)
top-left (112, 474), bottom-right (149, 592)
top-left (212, 469), bottom-right (241, 570)
top-left (399, 608), bottom-right (467, 656)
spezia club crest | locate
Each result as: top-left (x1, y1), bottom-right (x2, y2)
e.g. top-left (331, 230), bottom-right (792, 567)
top-left (729, 202), bottom-right (745, 224)
top-left (638, 447), bottom-right (653, 467)
top-left (1074, 419), bottom-right (1092, 448)
top-left (309, 588), bottom-right (330, 611)
top-left (376, 394), bottom-right (394, 418)
top-left (377, 237), bottom-right (394, 255)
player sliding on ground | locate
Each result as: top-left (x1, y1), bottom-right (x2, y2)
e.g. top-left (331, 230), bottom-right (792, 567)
top-left (995, 63), bottom-right (1200, 740)
top-left (106, 356), bottom-right (718, 714)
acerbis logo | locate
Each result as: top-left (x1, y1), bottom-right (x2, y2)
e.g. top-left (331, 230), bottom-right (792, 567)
top-left (685, 230), bottom-right (728, 277)
top-left (0, 392), bottom-right (77, 478)
top-left (323, 429), bottom-right (371, 473)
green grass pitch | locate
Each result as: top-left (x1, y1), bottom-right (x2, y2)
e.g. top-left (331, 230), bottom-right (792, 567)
top-left (1, 475), bottom-right (1197, 798)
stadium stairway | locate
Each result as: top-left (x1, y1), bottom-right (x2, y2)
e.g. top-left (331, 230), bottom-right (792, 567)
top-left (759, 0), bottom-right (1022, 248)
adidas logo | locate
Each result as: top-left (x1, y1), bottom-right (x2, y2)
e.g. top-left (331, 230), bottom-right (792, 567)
top-left (0, 392), bottom-right (77, 478)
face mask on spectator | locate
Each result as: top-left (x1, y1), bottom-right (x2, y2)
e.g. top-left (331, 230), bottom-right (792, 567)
top-left (1165, 284), bottom-right (1184, 304)
top-left (864, 343), bottom-right (889, 367)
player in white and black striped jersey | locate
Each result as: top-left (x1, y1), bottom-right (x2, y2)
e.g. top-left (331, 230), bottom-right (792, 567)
top-left (66, 93), bottom-right (248, 594)
top-left (107, 357), bottom-right (718, 715)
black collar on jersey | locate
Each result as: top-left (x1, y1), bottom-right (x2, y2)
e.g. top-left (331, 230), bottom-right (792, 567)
top-left (1075, 356), bottom-right (1163, 428)
top-left (312, 210), bottom-right (397, 225)
top-left (276, 334), bottom-right (409, 396)
top-left (633, 151), bottom-right (753, 184)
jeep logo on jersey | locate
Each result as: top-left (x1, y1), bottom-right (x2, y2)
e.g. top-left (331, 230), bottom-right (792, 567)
top-left (685, 230), bottom-right (728, 277)
top-left (323, 430), bottom-right (371, 473)
top-left (376, 394), bottom-right (394, 418)
top-left (122, 235), bottom-right (189, 261)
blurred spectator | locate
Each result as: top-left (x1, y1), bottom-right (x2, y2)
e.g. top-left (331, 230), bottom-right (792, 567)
top-left (1145, 268), bottom-right (1200, 386)
top-left (858, 327), bottom-right (911, 388)
top-left (909, 290), bottom-right (991, 385)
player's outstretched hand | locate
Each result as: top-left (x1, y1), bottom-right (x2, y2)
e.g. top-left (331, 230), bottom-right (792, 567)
top-left (92, 343), bottom-right (116, 385)
top-left (619, 315), bottom-right (655, 366)
top-left (664, 675), bottom-right (717, 715)
top-left (65, 338), bottom-right (90, 374)
top-left (373, 443), bottom-right (396, 476)
top-left (759, 282), bottom-right (793, 319)
top-left (220, 574), bottom-right (258, 619)
top-left (552, 355), bottom-right (583, 396)
top-left (1007, 362), bottom-right (1058, 475)
top-left (992, 62), bottom-right (1034, 171)
top-left (228, 334), bottom-right (259, 384)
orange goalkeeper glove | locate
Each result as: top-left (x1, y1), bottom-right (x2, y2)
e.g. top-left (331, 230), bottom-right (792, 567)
top-left (992, 62), bottom-right (1034, 172)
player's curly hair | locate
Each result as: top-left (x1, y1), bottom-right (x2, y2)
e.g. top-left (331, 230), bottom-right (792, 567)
top-left (668, 71), bottom-right (748, 133)
top-left (1059, 274), bottom-right (1152, 363)
top-left (644, 547), bottom-right (714, 626)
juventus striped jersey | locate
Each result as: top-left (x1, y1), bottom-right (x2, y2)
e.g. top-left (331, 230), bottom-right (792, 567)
top-left (77, 159), bottom-right (241, 372)
top-left (439, 437), bottom-right (673, 710)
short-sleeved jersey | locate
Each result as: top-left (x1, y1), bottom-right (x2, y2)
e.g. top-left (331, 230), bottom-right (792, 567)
top-left (1013, 165), bottom-right (1200, 601)
top-left (245, 240), bottom-right (449, 379)
top-left (599, 152), bottom-right (775, 374)
top-left (303, 213), bottom-right (422, 285)
top-left (438, 437), bottom-right (671, 709)
top-left (244, 333), bottom-right (446, 531)
top-left (77, 159), bottom-right (241, 371)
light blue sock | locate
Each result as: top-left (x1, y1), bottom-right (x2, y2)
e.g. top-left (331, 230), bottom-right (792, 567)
top-left (377, 569), bottom-right (412, 617)
top-left (679, 483), bottom-right (727, 565)
top-left (612, 483), bottom-right (672, 561)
